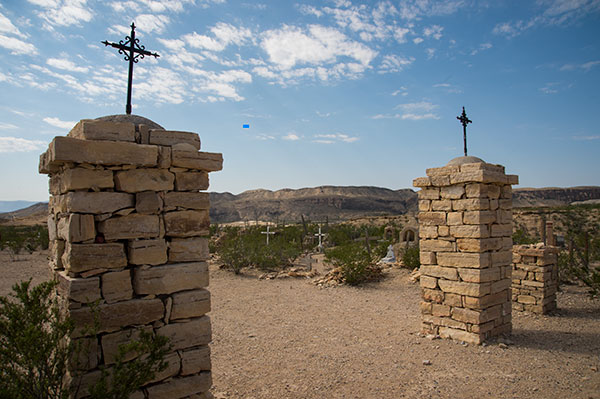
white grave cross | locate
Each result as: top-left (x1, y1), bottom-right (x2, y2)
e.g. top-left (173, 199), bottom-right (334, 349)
top-left (261, 225), bottom-right (276, 245)
top-left (314, 225), bottom-right (326, 251)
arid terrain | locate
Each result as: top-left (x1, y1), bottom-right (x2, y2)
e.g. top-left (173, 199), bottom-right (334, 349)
top-left (1, 250), bottom-right (599, 399)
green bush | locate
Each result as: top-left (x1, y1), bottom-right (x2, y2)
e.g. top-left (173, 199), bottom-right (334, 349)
top-left (402, 245), bottom-right (421, 269)
top-left (0, 280), bottom-right (170, 399)
top-left (325, 242), bottom-right (380, 286)
top-left (0, 225), bottom-right (49, 254)
top-left (512, 228), bottom-right (537, 245)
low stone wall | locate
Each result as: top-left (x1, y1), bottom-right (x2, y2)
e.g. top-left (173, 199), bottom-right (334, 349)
top-left (39, 117), bottom-right (222, 398)
top-left (512, 244), bottom-right (558, 314)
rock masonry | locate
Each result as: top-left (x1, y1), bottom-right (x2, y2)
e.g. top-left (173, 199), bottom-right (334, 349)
top-left (413, 157), bottom-right (518, 344)
top-left (39, 117), bottom-right (222, 399)
top-left (511, 244), bottom-right (558, 314)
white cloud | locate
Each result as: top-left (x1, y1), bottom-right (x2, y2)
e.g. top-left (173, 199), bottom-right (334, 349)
top-left (374, 101), bottom-right (440, 120)
top-left (413, 37), bottom-right (424, 44)
top-left (401, 113), bottom-right (439, 120)
top-left (396, 101), bottom-right (438, 113)
top-left (393, 27), bottom-right (410, 43)
top-left (0, 123), bottom-right (18, 130)
top-left (28, 0), bottom-right (94, 30)
top-left (378, 54), bottom-right (414, 73)
top-left (0, 136), bottom-right (47, 153)
top-left (109, 0), bottom-right (203, 13)
top-left (255, 134), bottom-right (275, 140)
top-left (261, 24), bottom-right (377, 70)
top-left (0, 12), bottom-right (27, 38)
top-left (423, 25), bottom-right (443, 40)
top-left (43, 117), bottom-right (76, 129)
top-left (135, 14), bottom-right (170, 34)
top-left (313, 133), bottom-right (358, 143)
top-left (425, 48), bottom-right (435, 59)
top-left (283, 133), bottom-right (300, 141)
top-left (0, 34), bottom-right (37, 55)
top-left (398, 0), bottom-right (465, 20)
top-left (299, 4), bottom-right (324, 17)
top-left (47, 57), bottom-right (89, 73)
top-left (560, 60), bottom-right (600, 71)
top-left (471, 42), bottom-right (492, 56)
top-left (184, 23), bottom-right (252, 52)
top-left (391, 87), bottom-right (408, 96)
top-left (573, 135), bottom-right (600, 141)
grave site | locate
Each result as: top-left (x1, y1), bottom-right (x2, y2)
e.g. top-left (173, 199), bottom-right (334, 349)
top-left (0, 112), bottom-right (597, 398)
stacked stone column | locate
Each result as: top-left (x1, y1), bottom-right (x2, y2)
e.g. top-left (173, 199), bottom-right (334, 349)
top-left (512, 244), bottom-right (558, 314)
top-left (39, 118), bottom-right (222, 398)
top-left (413, 158), bottom-right (518, 344)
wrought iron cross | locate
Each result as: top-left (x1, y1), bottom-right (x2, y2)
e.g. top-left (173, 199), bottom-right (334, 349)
top-left (102, 22), bottom-right (159, 115)
top-left (456, 106), bottom-right (472, 156)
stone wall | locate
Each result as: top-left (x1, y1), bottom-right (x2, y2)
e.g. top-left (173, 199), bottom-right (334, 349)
top-left (413, 157), bottom-right (518, 344)
top-left (39, 117), bottom-right (222, 398)
top-left (512, 244), bottom-right (558, 314)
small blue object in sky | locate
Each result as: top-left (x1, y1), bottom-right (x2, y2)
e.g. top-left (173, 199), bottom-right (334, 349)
top-left (243, 124), bottom-right (249, 128)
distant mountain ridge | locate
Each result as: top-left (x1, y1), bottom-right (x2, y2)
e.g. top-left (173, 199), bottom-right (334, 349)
top-left (2, 186), bottom-right (600, 225)
top-left (0, 200), bottom-right (39, 213)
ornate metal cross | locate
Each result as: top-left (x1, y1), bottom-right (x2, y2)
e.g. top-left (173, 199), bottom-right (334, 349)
top-left (456, 106), bottom-right (472, 156)
top-left (102, 22), bottom-right (159, 115)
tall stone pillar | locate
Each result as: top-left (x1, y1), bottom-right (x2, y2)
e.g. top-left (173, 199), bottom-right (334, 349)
top-left (413, 156), bottom-right (518, 344)
top-left (39, 115), bottom-right (222, 398)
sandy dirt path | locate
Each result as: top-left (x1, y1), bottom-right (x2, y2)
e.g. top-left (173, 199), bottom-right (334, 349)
top-left (1, 250), bottom-right (599, 399)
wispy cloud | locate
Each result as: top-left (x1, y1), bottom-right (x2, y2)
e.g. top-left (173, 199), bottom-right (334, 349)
top-left (423, 25), bottom-right (443, 40)
top-left (283, 133), bottom-right (300, 141)
top-left (471, 42), bottom-right (492, 56)
top-left (0, 123), bottom-right (18, 130)
top-left (47, 55), bottom-right (89, 73)
top-left (0, 136), bottom-right (47, 152)
top-left (378, 54), bottom-right (414, 73)
top-left (539, 82), bottom-right (559, 94)
top-left (560, 60), bottom-right (600, 72)
top-left (0, 34), bottom-right (37, 55)
top-left (28, 0), bottom-right (94, 30)
top-left (313, 133), bottom-right (358, 144)
top-left (573, 135), bottom-right (600, 141)
top-left (0, 11), bottom-right (27, 38)
top-left (43, 117), bottom-right (76, 129)
top-left (391, 87), bottom-right (408, 96)
top-left (373, 101), bottom-right (440, 120)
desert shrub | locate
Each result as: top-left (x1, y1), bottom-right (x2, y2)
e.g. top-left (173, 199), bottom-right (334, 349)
top-left (0, 225), bottom-right (49, 254)
top-left (402, 245), bottom-right (421, 269)
top-left (325, 242), bottom-right (381, 285)
top-left (0, 280), bottom-right (170, 399)
top-left (512, 228), bottom-right (536, 245)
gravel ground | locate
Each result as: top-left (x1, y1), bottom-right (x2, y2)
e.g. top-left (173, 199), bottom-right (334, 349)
top-left (1, 250), bottom-right (599, 399)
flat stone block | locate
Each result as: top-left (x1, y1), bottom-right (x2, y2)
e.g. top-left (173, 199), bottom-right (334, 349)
top-left (133, 262), bottom-right (209, 295)
top-left (452, 198), bottom-right (490, 211)
top-left (418, 211), bottom-right (446, 226)
top-left (63, 243), bottom-right (127, 273)
top-left (457, 238), bottom-right (502, 252)
top-left (180, 346), bottom-right (211, 375)
top-left (422, 314), bottom-right (467, 330)
top-left (174, 171), bottom-right (209, 191)
top-left (54, 192), bottom-right (134, 214)
top-left (450, 225), bottom-right (490, 238)
top-left (164, 192), bottom-right (210, 210)
top-left (171, 289), bottom-right (211, 320)
top-left (70, 298), bottom-right (164, 336)
top-left (464, 290), bottom-right (509, 310)
top-left (420, 265), bottom-right (458, 280)
top-left (146, 372), bottom-right (212, 399)
top-left (50, 168), bottom-right (114, 194)
top-left (171, 149), bottom-right (223, 171)
top-left (417, 188), bottom-right (440, 200)
top-left (432, 200), bottom-right (452, 211)
top-left (438, 279), bottom-right (491, 297)
top-left (420, 275), bottom-right (438, 289)
top-left (136, 191), bottom-right (163, 214)
top-left (458, 267), bottom-right (501, 283)
top-left (164, 210), bottom-right (210, 237)
top-left (101, 270), bottom-right (133, 304)
top-left (419, 226), bottom-right (438, 239)
top-left (149, 130), bottom-right (200, 149)
top-left (115, 169), bottom-right (174, 193)
top-left (128, 239), bottom-right (168, 265)
top-left (47, 136), bottom-right (158, 167)
top-left (463, 210), bottom-right (496, 225)
top-left (157, 316), bottom-right (212, 350)
top-left (148, 352), bottom-right (181, 384)
top-left (98, 214), bottom-right (160, 240)
top-left (420, 239), bottom-right (455, 252)
top-left (436, 252), bottom-right (490, 268)
top-left (420, 251), bottom-right (437, 265)
top-left (169, 237), bottom-right (209, 262)
top-left (413, 177), bottom-right (431, 187)
top-left (68, 119), bottom-right (135, 142)
top-left (422, 288), bottom-right (444, 303)
top-left (491, 224), bottom-right (513, 237)
top-left (447, 212), bottom-right (463, 225)
top-left (426, 165), bottom-right (460, 176)
top-left (439, 326), bottom-right (482, 345)
top-left (101, 327), bottom-right (151, 364)
top-left (56, 271), bottom-right (101, 303)
top-left (57, 213), bottom-right (96, 243)
top-left (440, 185), bottom-right (465, 199)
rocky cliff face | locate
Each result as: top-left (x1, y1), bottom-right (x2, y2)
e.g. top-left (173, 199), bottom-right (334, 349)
top-left (209, 186), bottom-right (418, 223)
top-left (512, 186), bottom-right (600, 207)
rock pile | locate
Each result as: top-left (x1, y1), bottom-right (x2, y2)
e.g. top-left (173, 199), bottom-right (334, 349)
top-left (39, 117), bottom-right (222, 398)
top-left (512, 244), bottom-right (558, 314)
top-left (413, 157), bottom-right (518, 344)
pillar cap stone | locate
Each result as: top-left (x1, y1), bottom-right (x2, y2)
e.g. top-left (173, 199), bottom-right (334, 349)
top-left (446, 156), bottom-right (485, 166)
top-left (95, 114), bottom-right (164, 130)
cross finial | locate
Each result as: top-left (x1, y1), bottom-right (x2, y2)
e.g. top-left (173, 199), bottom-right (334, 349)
top-left (102, 22), bottom-right (160, 114)
top-left (456, 106), bottom-right (472, 156)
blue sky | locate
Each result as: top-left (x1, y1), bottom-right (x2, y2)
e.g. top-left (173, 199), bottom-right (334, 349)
top-left (0, 0), bottom-right (599, 201)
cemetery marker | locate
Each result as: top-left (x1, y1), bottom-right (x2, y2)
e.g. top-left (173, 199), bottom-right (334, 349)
top-left (261, 225), bottom-right (275, 245)
top-left (456, 106), bottom-right (472, 156)
top-left (314, 225), bottom-right (326, 252)
top-left (102, 22), bottom-right (159, 115)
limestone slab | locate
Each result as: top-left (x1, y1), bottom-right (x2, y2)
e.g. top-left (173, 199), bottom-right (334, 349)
top-left (174, 171), bottom-right (209, 191)
top-left (164, 192), bottom-right (210, 210)
top-left (50, 168), bottom-right (114, 194)
top-left (48, 136), bottom-right (157, 167)
top-left (146, 372), bottom-right (212, 399)
top-left (438, 279), bottom-right (491, 297)
top-left (56, 271), bottom-right (101, 303)
top-left (136, 191), bottom-right (163, 214)
top-left (128, 238), bottom-right (168, 265)
top-left (133, 262), bottom-right (209, 295)
top-left (436, 252), bottom-right (490, 268)
top-left (68, 120), bottom-right (135, 142)
top-left (63, 243), bottom-right (127, 273)
top-left (97, 214), bottom-right (160, 240)
top-left (101, 327), bottom-right (151, 364)
top-left (54, 192), bottom-right (134, 214)
top-left (115, 169), bottom-right (174, 193)
top-left (171, 149), bottom-right (223, 171)
top-left (157, 316), bottom-right (211, 350)
top-left (149, 130), bottom-right (200, 149)
top-left (170, 289), bottom-right (211, 320)
top-left (101, 270), bottom-right (133, 304)
top-left (168, 237), bottom-right (209, 262)
top-left (57, 214), bottom-right (96, 243)
top-left (180, 346), bottom-right (211, 375)
top-left (164, 210), bottom-right (210, 237)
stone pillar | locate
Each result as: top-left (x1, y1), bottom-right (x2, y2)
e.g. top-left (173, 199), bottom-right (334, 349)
top-left (39, 116), bottom-right (222, 398)
top-left (413, 156), bottom-right (518, 344)
top-left (546, 221), bottom-right (555, 246)
top-left (512, 244), bottom-right (558, 314)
